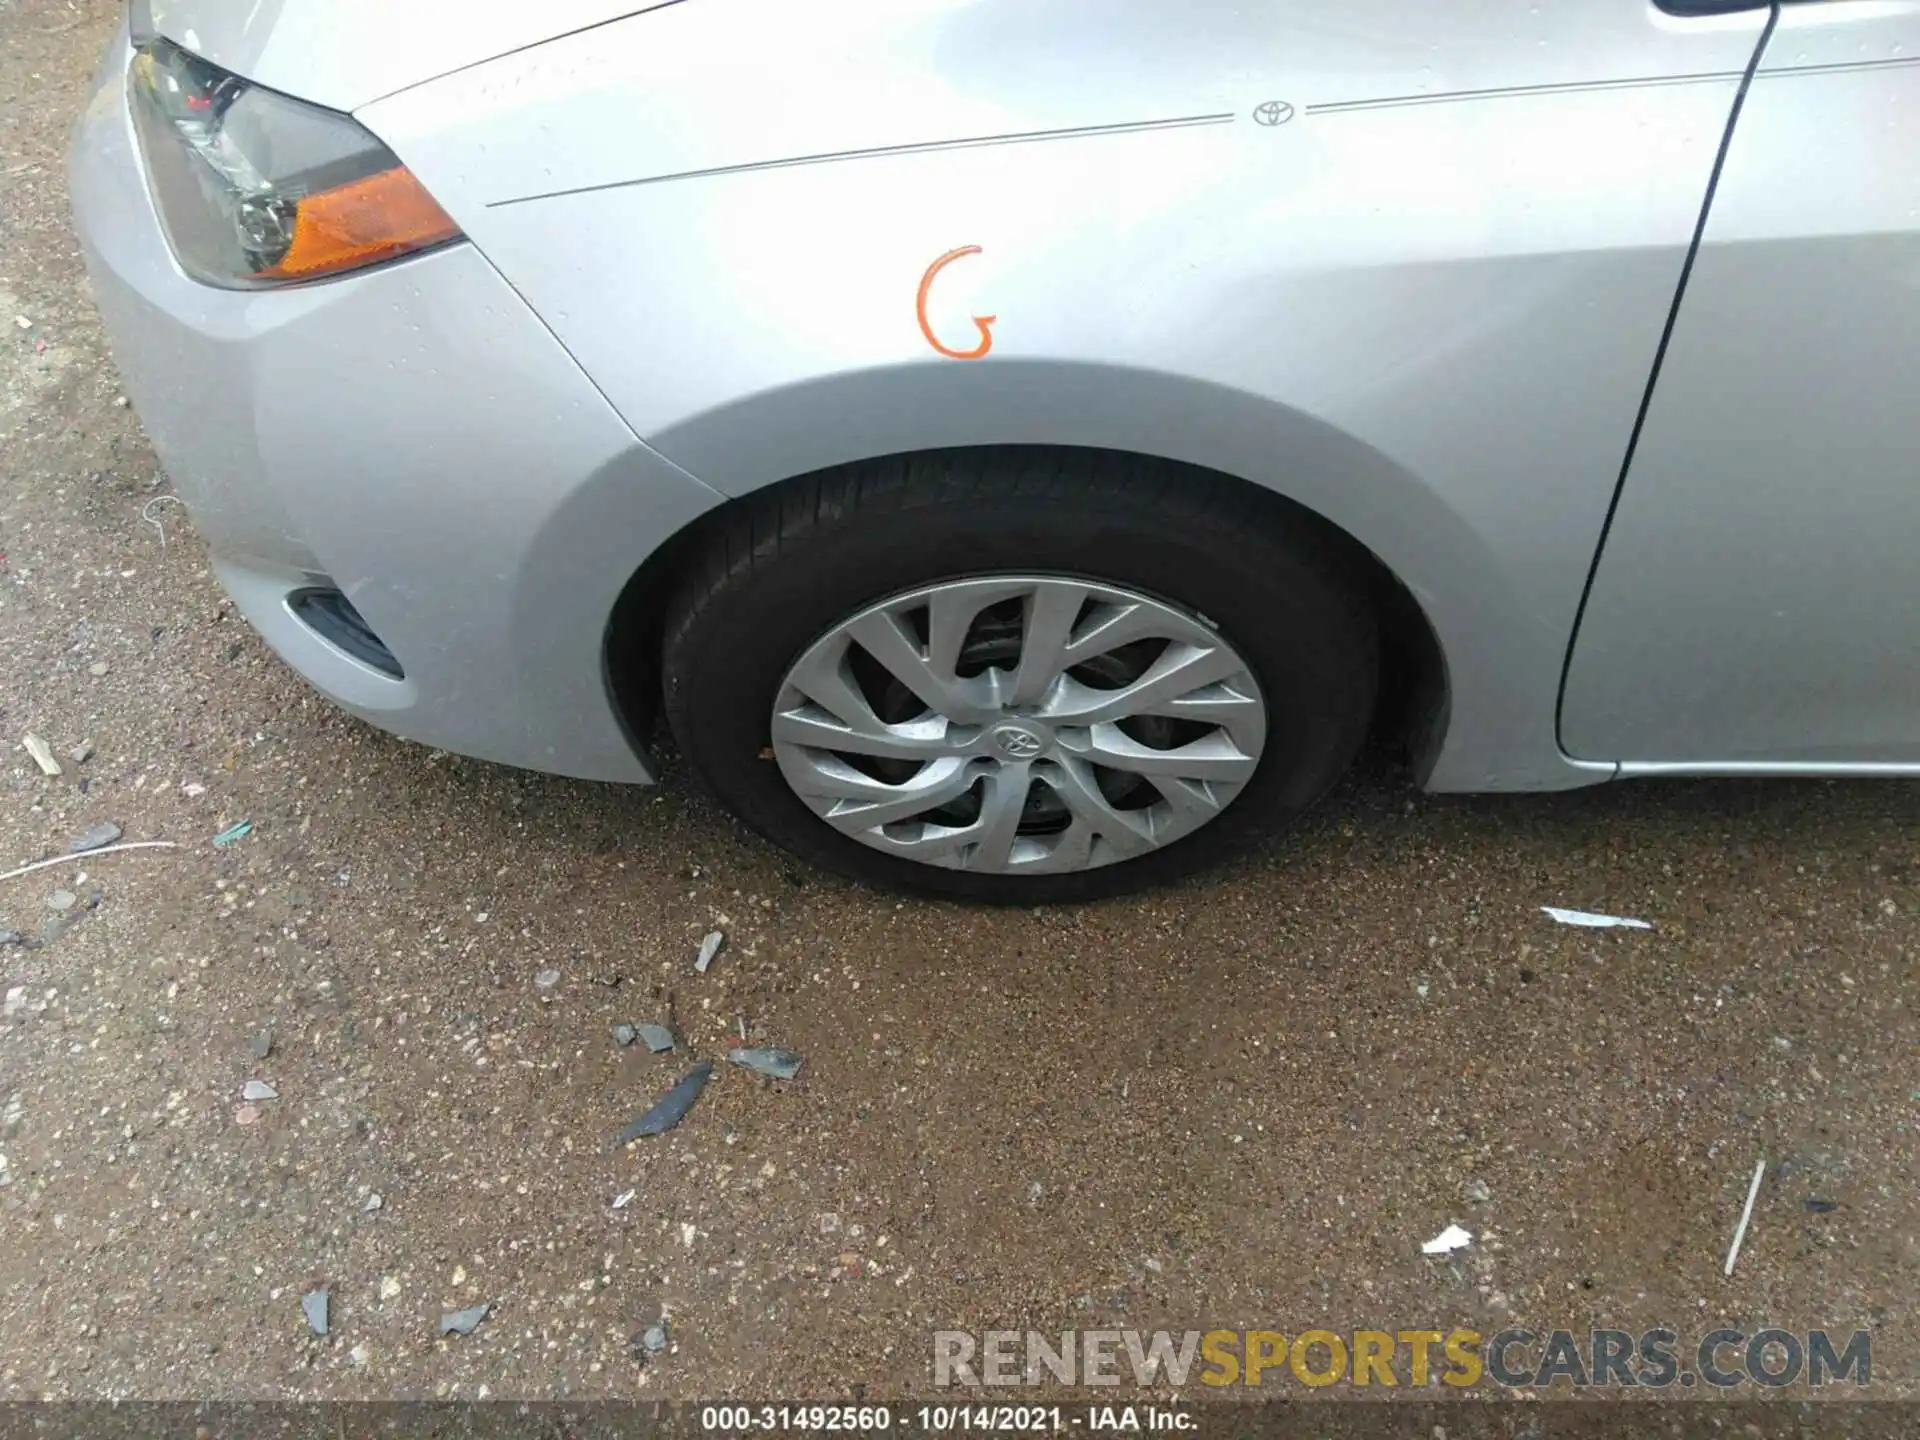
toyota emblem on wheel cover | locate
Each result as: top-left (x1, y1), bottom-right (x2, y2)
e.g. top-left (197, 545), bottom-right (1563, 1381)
top-left (994, 726), bottom-right (1045, 759)
top-left (1253, 100), bottom-right (1294, 126)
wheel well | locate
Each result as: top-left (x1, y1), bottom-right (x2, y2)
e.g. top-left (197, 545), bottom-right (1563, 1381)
top-left (604, 444), bottom-right (1449, 775)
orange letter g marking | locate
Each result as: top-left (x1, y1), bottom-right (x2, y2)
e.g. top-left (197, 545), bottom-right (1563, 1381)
top-left (916, 245), bottom-right (996, 360)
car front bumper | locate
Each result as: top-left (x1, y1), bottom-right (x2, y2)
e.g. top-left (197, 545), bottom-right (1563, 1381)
top-left (68, 28), bottom-right (723, 783)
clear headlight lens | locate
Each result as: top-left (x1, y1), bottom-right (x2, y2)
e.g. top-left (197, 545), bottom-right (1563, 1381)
top-left (127, 35), bottom-right (462, 288)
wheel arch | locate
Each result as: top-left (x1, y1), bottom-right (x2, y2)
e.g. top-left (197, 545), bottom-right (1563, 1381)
top-left (606, 440), bottom-right (1451, 786)
top-left (602, 355), bottom-right (1598, 789)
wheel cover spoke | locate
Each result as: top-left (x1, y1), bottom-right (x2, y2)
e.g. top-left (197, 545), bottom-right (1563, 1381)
top-left (769, 705), bottom-right (956, 761)
top-left (1008, 581), bottom-right (1088, 705)
top-left (770, 575), bottom-right (1267, 875)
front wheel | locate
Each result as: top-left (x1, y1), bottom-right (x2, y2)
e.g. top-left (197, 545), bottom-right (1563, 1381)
top-left (660, 451), bottom-right (1378, 903)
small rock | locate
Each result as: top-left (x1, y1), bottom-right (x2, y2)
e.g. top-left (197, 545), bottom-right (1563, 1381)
top-left (12, 316), bottom-right (31, 330)
top-left (636, 1023), bottom-right (677, 1053)
top-left (451, 1265), bottom-right (467, 1286)
top-left (234, 1105), bottom-right (261, 1126)
top-left (0, 931), bottom-right (26, 949)
top-left (69, 822), bottom-right (123, 854)
top-left (818, 1212), bottom-right (842, 1234)
top-left (67, 741), bottom-right (94, 764)
top-left (0, 1153), bottom-right (11, 1189)
top-left (534, 968), bottom-right (562, 991)
top-left (4, 987), bottom-right (29, 1019)
top-left (250, 1028), bottom-right (273, 1060)
top-left (379, 1276), bottom-right (401, 1302)
top-left (113, 396), bottom-right (129, 408)
top-left (302, 1289), bottom-right (329, 1336)
top-left (363, 1192), bottom-right (384, 1214)
top-left (22, 734), bottom-right (61, 777)
top-left (1464, 1178), bottom-right (1492, 1204)
top-left (349, 1344), bottom-right (369, 1367)
top-left (87, 662), bottom-right (110, 678)
top-left (241, 1080), bottom-right (278, 1101)
top-left (612, 1189), bottom-right (636, 1210)
top-left (727, 1046), bottom-right (803, 1080)
top-left (642, 1323), bottom-right (668, 1354)
top-left (613, 1063), bottom-right (714, 1145)
top-left (439, 1304), bottom-right (488, 1336)
top-left (47, 890), bottom-right (77, 913)
top-left (612, 1023), bottom-right (638, 1047)
top-left (695, 930), bottom-right (724, 973)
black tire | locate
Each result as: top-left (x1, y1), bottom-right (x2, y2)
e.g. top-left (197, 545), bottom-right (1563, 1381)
top-left (660, 448), bottom-right (1378, 903)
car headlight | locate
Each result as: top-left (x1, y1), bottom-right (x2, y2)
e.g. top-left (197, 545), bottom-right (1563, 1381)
top-left (126, 32), bottom-right (461, 288)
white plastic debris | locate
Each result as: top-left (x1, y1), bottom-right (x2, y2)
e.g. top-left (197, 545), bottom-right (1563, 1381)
top-left (612, 1189), bottom-right (636, 1210)
top-left (1541, 906), bottom-right (1652, 930)
top-left (1421, 1223), bottom-right (1474, 1256)
top-left (22, 734), bottom-right (61, 777)
top-left (695, 931), bottom-right (724, 973)
top-left (241, 1080), bottom-right (278, 1101)
top-left (1724, 1159), bottom-right (1766, 1276)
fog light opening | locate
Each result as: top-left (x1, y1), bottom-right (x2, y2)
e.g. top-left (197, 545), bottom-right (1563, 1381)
top-left (289, 587), bottom-right (404, 679)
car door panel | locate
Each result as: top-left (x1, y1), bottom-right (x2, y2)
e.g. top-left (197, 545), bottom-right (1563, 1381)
top-left (1562, 1), bottom-right (1920, 765)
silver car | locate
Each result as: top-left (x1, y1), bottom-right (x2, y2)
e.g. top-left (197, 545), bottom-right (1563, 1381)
top-left (70, 0), bottom-right (1920, 901)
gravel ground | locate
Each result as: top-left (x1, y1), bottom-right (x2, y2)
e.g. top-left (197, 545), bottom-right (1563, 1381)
top-left (2, 0), bottom-right (1916, 1407)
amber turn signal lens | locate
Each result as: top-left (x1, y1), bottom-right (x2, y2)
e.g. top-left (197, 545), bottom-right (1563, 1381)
top-left (254, 166), bottom-right (461, 282)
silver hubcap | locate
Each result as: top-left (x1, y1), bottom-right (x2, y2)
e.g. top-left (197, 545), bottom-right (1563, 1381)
top-left (769, 575), bottom-right (1267, 874)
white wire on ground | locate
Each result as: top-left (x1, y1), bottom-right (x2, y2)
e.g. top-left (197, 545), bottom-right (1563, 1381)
top-left (140, 494), bottom-right (186, 550)
top-left (0, 841), bottom-right (181, 885)
top-left (1723, 1159), bottom-right (1766, 1277)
